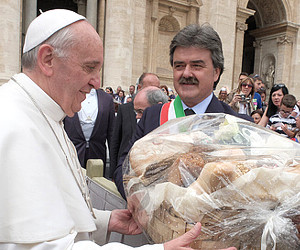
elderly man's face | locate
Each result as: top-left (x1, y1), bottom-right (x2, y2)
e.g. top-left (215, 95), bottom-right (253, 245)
top-left (134, 90), bottom-right (149, 120)
top-left (172, 46), bottom-right (220, 107)
top-left (52, 21), bottom-right (103, 117)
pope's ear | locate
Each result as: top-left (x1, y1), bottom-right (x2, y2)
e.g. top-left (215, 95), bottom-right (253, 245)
top-left (37, 44), bottom-right (55, 77)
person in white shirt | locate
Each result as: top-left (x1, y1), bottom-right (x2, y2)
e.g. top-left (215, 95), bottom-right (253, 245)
top-left (124, 84), bottom-right (136, 103)
top-left (0, 8), bottom-right (237, 250)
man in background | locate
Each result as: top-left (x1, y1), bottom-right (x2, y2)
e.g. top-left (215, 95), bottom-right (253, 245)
top-left (109, 73), bottom-right (161, 178)
top-left (134, 86), bottom-right (169, 121)
top-left (64, 87), bottom-right (115, 174)
top-left (125, 84), bottom-right (136, 103)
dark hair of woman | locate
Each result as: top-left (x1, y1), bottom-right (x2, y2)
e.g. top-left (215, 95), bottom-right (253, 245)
top-left (266, 83), bottom-right (289, 118)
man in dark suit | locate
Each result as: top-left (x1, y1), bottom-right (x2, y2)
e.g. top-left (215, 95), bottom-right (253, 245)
top-left (109, 73), bottom-right (160, 178)
top-left (114, 24), bottom-right (253, 199)
top-left (64, 88), bottom-right (115, 174)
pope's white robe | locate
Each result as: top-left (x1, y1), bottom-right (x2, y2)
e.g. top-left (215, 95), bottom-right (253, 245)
top-left (0, 73), bottom-right (163, 250)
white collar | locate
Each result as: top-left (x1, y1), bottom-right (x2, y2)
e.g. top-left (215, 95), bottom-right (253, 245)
top-left (13, 73), bottom-right (66, 122)
top-left (181, 93), bottom-right (213, 114)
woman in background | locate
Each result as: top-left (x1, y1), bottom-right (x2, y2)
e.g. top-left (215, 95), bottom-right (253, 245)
top-left (115, 90), bottom-right (126, 104)
top-left (258, 83), bottom-right (289, 127)
top-left (160, 85), bottom-right (171, 101)
top-left (218, 87), bottom-right (228, 102)
top-left (226, 77), bottom-right (255, 116)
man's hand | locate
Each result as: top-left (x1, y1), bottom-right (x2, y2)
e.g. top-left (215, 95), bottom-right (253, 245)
top-left (108, 209), bottom-right (142, 235)
top-left (163, 223), bottom-right (237, 250)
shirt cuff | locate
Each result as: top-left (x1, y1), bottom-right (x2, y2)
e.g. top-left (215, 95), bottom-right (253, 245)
top-left (92, 209), bottom-right (112, 245)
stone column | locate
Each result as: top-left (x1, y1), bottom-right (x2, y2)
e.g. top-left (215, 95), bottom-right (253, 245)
top-left (86, 0), bottom-right (97, 29)
top-left (252, 39), bottom-right (263, 75)
top-left (187, 6), bottom-right (198, 24)
top-left (98, 0), bottom-right (105, 39)
top-left (276, 35), bottom-right (293, 85)
top-left (147, 0), bottom-right (159, 72)
top-left (103, 0), bottom-right (135, 90)
top-left (24, 0), bottom-right (37, 32)
top-left (232, 7), bottom-right (255, 89)
top-left (0, 0), bottom-right (22, 85)
top-left (77, 0), bottom-right (86, 17)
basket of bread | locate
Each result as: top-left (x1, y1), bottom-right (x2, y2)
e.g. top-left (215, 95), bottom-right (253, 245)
top-left (122, 114), bottom-right (300, 249)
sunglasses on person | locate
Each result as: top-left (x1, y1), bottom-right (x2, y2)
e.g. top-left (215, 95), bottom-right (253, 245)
top-left (274, 84), bottom-right (285, 88)
top-left (241, 83), bottom-right (253, 88)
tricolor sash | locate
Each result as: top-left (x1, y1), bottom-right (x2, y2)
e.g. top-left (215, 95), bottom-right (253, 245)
top-left (160, 95), bottom-right (185, 125)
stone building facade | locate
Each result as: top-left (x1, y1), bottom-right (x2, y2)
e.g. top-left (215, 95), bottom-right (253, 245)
top-left (1, 0), bottom-right (300, 98)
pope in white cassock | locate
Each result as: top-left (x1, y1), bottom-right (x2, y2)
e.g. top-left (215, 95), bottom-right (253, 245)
top-left (0, 8), bottom-right (214, 250)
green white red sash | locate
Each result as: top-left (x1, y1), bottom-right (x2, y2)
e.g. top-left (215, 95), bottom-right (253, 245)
top-left (160, 95), bottom-right (185, 125)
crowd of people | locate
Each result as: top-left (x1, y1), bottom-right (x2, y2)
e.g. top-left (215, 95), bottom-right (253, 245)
top-left (2, 7), bottom-right (300, 250)
top-left (217, 72), bottom-right (300, 141)
top-left (104, 83), bottom-right (177, 114)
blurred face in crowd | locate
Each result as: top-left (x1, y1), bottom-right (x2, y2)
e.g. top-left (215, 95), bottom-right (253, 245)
top-left (50, 21), bottom-right (103, 117)
top-left (126, 96), bottom-right (133, 103)
top-left (219, 90), bottom-right (227, 101)
top-left (260, 92), bottom-right (266, 102)
top-left (116, 86), bottom-right (122, 93)
top-left (238, 74), bottom-right (247, 84)
top-left (254, 79), bottom-right (264, 92)
top-left (133, 89), bottom-right (149, 120)
top-left (279, 104), bottom-right (293, 118)
top-left (129, 85), bottom-right (135, 95)
top-left (105, 88), bottom-right (112, 94)
top-left (271, 89), bottom-right (284, 108)
top-left (252, 113), bottom-right (262, 124)
top-left (172, 46), bottom-right (220, 107)
top-left (240, 79), bottom-right (253, 97)
top-left (161, 87), bottom-right (168, 94)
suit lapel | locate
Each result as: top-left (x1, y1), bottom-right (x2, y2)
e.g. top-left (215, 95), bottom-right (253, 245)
top-left (205, 94), bottom-right (225, 113)
top-left (73, 113), bottom-right (85, 138)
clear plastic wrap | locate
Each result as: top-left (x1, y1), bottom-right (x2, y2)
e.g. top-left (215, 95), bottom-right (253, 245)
top-left (122, 113), bottom-right (300, 250)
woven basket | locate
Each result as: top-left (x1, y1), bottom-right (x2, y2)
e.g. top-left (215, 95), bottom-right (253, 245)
top-left (143, 201), bottom-right (250, 249)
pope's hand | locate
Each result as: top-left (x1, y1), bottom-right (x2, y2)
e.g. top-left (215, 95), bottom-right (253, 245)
top-left (108, 209), bottom-right (142, 235)
top-left (163, 223), bottom-right (237, 250)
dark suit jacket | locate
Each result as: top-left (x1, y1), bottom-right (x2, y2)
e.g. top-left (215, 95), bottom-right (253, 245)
top-left (113, 94), bottom-right (253, 199)
top-left (109, 101), bottom-right (137, 178)
top-left (64, 89), bottom-right (115, 172)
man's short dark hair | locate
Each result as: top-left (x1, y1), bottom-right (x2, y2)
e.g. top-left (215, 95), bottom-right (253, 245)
top-left (169, 24), bottom-right (224, 88)
top-left (240, 72), bottom-right (249, 77)
top-left (257, 87), bottom-right (266, 95)
top-left (249, 73), bottom-right (263, 83)
top-left (282, 94), bottom-right (297, 108)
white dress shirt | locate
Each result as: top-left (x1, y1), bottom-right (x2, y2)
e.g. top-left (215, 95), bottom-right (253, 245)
top-left (78, 88), bottom-right (98, 147)
top-left (181, 93), bottom-right (213, 114)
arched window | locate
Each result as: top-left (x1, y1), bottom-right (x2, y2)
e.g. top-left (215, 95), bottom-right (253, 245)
top-left (158, 15), bottom-right (180, 32)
